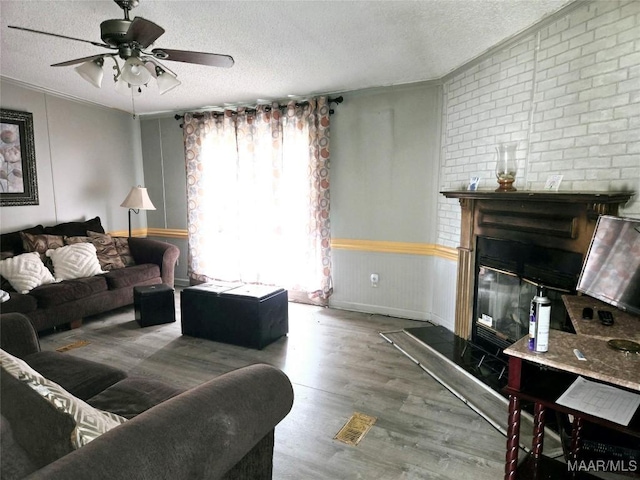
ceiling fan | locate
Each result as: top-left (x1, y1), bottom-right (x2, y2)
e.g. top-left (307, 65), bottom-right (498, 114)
top-left (8, 0), bottom-right (234, 95)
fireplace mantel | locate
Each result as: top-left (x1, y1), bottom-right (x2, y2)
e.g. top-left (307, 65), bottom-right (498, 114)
top-left (441, 190), bottom-right (635, 338)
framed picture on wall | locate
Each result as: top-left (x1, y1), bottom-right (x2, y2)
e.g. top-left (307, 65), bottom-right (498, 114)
top-left (0, 109), bottom-right (39, 206)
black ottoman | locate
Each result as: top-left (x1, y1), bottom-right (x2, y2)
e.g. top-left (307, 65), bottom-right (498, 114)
top-left (179, 282), bottom-right (240, 338)
top-left (181, 284), bottom-right (288, 349)
top-left (133, 284), bottom-right (175, 327)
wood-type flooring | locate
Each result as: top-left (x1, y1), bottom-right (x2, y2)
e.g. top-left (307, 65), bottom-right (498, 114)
top-left (36, 291), bottom-right (552, 479)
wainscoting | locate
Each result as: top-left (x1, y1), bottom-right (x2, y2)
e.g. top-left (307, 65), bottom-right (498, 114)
top-left (330, 240), bottom-right (458, 330)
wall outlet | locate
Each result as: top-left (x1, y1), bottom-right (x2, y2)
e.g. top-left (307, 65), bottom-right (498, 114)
top-left (370, 273), bottom-right (379, 287)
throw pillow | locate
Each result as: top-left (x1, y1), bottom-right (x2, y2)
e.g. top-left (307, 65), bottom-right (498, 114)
top-left (45, 243), bottom-right (105, 281)
top-left (20, 232), bottom-right (64, 272)
top-left (0, 349), bottom-right (127, 449)
top-left (42, 216), bottom-right (105, 237)
top-left (1, 224), bottom-right (45, 256)
top-left (65, 235), bottom-right (125, 271)
top-left (20, 233), bottom-right (65, 255)
top-left (89, 232), bottom-right (135, 267)
top-left (0, 252), bottom-right (57, 293)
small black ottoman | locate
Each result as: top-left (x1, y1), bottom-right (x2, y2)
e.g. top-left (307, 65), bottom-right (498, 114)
top-left (181, 284), bottom-right (288, 349)
top-left (133, 284), bottom-right (175, 327)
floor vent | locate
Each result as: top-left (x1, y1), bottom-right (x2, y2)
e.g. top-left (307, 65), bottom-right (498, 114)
top-left (56, 340), bottom-right (90, 352)
top-left (334, 412), bottom-right (377, 446)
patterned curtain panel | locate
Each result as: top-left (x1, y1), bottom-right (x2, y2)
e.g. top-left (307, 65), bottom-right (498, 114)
top-left (183, 97), bottom-right (332, 302)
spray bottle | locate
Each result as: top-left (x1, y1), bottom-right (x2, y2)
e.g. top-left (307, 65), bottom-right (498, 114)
top-left (529, 285), bottom-right (551, 353)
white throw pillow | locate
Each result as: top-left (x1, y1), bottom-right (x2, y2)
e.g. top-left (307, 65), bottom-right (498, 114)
top-left (0, 349), bottom-right (127, 449)
top-left (0, 252), bottom-right (57, 293)
top-left (46, 243), bottom-right (105, 281)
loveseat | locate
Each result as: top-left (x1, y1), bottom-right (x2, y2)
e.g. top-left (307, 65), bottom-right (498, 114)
top-left (1, 312), bottom-right (294, 479)
top-left (0, 217), bottom-right (180, 332)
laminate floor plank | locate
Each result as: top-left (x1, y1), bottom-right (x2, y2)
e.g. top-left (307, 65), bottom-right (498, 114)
top-left (36, 293), bottom-right (525, 479)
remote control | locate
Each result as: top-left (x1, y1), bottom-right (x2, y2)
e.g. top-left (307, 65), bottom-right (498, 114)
top-left (582, 307), bottom-right (593, 320)
top-left (598, 310), bottom-right (614, 326)
top-left (573, 349), bottom-right (587, 361)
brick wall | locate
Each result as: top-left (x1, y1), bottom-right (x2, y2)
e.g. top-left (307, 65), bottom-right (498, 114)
top-left (438, 0), bottom-right (640, 248)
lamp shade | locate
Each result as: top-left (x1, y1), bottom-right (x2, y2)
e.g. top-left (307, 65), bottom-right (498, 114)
top-left (75, 59), bottom-right (104, 88)
top-left (156, 70), bottom-right (181, 95)
top-left (120, 186), bottom-right (156, 211)
top-left (121, 57), bottom-right (152, 86)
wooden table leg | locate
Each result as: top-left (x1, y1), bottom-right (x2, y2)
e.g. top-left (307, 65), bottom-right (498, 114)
top-left (532, 403), bottom-right (545, 458)
top-left (505, 394), bottom-right (521, 480)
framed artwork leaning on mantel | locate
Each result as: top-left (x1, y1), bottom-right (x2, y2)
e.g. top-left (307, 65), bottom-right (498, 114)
top-left (0, 108), bottom-right (39, 206)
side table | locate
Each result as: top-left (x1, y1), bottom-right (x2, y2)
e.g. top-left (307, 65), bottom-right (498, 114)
top-left (133, 284), bottom-right (176, 327)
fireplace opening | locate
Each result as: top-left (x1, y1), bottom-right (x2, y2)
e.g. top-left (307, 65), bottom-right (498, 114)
top-left (472, 236), bottom-right (584, 354)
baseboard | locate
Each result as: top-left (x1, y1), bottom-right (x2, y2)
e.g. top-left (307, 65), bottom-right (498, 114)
top-left (328, 300), bottom-right (431, 322)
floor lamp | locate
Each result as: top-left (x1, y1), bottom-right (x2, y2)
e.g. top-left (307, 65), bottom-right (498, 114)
top-left (120, 186), bottom-right (156, 238)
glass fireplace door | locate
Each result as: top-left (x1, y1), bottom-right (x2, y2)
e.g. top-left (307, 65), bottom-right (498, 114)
top-left (474, 266), bottom-right (536, 350)
top-left (474, 266), bottom-right (570, 351)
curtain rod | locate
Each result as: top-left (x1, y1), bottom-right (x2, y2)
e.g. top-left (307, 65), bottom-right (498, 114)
top-left (174, 96), bottom-right (343, 126)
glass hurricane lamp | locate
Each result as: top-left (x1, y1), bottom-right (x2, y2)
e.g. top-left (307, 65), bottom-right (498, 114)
top-left (495, 143), bottom-right (518, 192)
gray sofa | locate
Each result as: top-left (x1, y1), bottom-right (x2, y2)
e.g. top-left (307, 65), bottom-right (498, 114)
top-left (0, 217), bottom-right (180, 332)
top-left (1, 312), bottom-right (294, 480)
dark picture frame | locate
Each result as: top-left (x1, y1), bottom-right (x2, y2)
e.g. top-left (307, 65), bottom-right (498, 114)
top-left (0, 109), bottom-right (39, 206)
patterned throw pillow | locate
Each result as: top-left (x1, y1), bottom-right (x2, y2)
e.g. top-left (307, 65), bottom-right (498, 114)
top-left (0, 252), bottom-right (57, 293)
top-left (0, 349), bottom-right (127, 449)
top-left (20, 232), bottom-right (65, 254)
top-left (88, 232), bottom-right (135, 267)
top-left (20, 233), bottom-right (64, 271)
top-left (64, 235), bottom-right (125, 271)
top-left (45, 243), bottom-right (105, 281)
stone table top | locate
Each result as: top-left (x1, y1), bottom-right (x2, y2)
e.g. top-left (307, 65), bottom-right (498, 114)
top-left (563, 295), bottom-right (640, 342)
top-left (504, 330), bottom-right (640, 392)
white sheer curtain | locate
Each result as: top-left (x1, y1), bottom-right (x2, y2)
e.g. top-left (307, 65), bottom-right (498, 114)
top-left (182, 98), bottom-right (332, 302)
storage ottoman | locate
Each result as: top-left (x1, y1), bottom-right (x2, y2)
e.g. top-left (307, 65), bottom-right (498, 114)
top-left (179, 282), bottom-right (240, 338)
top-left (181, 283), bottom-right (288, 349)
top-left (133, 284), bottom-right (176, 327)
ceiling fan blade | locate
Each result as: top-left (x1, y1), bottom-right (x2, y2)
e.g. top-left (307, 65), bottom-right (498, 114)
top-left (151, 49), bottom-right (234, 68)
top-left (51, 54), bottom-right (108, 67)
top-left (124, 17), bottom-right (165, 49)
top-left (8, 25), bottom-right (112, 49)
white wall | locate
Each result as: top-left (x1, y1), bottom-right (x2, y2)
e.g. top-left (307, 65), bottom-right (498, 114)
top-left (0, 79), bottom-right (145, 234)
top-left (140, 117), bottom-right (189, 284)
top-left (331, 83), bottom-right (442, 243)
top-left (437, 0), bottom-right (640, 248)
top-left (329, 83), bottom-right (455, 326)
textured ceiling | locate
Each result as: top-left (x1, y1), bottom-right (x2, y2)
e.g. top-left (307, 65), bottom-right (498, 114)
top-left (1, 0), bottom-right (574, 116)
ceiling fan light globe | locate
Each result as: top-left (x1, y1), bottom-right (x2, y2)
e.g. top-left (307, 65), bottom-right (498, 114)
top-left (121, 57), bottom-right (151, 86)
top-left (157, 71), bottom-right (181, 94)
top-left (75, 60), bottom-right (104, 88)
